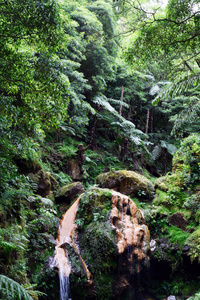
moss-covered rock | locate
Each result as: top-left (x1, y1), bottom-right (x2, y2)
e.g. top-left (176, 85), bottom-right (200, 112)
top-left (55, 187), bottom-right (151, 299)
top-left (154, 176), bottom-right (168, 191)
top-left (77, 186), bottom-right (112, 226)
top-left (28, 169), bottom-right (57, 197)
top-left (168, 212), bottom-right (188, 230)
top-left (185, 226), bottom-right (200, 263)
top-left (96, 170), bottom-right (154, 200)
top-left (55, 182), bottom-right (85, 204)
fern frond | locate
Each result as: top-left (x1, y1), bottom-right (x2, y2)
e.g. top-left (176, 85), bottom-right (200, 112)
top-left (152, 73), bottom-right (200, 106)
top-left (151, 141), bottom-right (177, 160)
top-left (151, 145), bottom-right (162, 161)
top-left (94, 94), bottom-right (147, 146)
top-left (93, 95), bottom-right (121, 118)
top-left (160, 140), bottom-right (177, 155)
top-left (107, 98), bottom-right (129, 109)
top-left (0, 275), bottom-right (33, 300)
top-left (171, 98), bottom-right (200, 136)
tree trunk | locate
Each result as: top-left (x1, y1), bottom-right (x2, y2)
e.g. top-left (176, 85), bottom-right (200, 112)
top-left (89, 114), bottom-right (98, 150)
top-left (119, 85), bottom-right (124, 116)
top-left (150, 108), bottom-right (154, 143)
top-left (145, 108), bottom-right (150, 136)
top-left (119, 138), bottom-right (128, 160)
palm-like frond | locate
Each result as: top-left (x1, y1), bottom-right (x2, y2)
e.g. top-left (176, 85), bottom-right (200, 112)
top-left (93, 94), bottom-right (146, 146)
top-left (0, 275), bottom-right (33, 300)
top-left (152, 73), bottom-right (200, 106)
top-left (171, 97), bottom-right (200, 136)
top-left (152, 73), bottom-right (200, 136)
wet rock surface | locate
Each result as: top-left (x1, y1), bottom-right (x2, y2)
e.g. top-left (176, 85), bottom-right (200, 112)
top-left (55, 187), bottom-right (151, 299)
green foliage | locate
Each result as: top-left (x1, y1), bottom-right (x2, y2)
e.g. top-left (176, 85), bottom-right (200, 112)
top-left (54, 142), bottom-right (78, 158)
top-left (126, 0), bottom-right (200, 76)
top-left (54, 171), bottom-right (71, 186)
top-left (0, 226), bottom-right (28, 254)
top-left (173, 134), bottom-right (200, 187)
top-left (0, 0), bottom-right (69, 131)
top-left (77, 187), bottom-right (112, 226)
top-left (152, 73), bottom-right (200, 137)
top-left (168, 226), bottom-right (190, 247)
top-left (186, 226), bottom-right (200, 263)
top-left (151, 140), bottom-right (177, 162)
top-left (83, 149), bottom-right (126, 184)
top-left (94, 93), bottom-right (146, 147)
top-left (187, 292), bottom-right (200, 300)
top-left (79, 222), bottom-right (117, 298)
top-left (0, 275), bottom-right (33, 300)
top-left (144, 205), bottom-right (169, 236)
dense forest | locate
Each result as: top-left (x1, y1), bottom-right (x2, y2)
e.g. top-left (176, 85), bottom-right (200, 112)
top-left (0, 0), bottom-right (200, 299)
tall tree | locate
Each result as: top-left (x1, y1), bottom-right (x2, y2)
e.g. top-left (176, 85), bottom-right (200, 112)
top-left (125, 0), bottom-right (200, 78)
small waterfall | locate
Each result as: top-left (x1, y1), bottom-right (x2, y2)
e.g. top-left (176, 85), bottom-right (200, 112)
top-left (55, 193), bottom-right (92, 299)
top-left (55, 194), bottom-right (83, 300)
top-left (59, 274), bottom-right (70, 300)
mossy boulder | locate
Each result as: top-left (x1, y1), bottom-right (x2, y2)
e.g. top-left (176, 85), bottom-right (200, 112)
top-left (27, 169), bottom-right (58, 197)
top-left (96, 170), bottom-right (154, 200)
top-left (155, 176), bottom-right (168, 191)
top-left (155, 174), bottom-right (184, 192)
top-left (55, 182), bottom-right (85, 204)
top-left (168, 212), bottom-right (188, 230)
top-left (77, 187), bottom-right (112, 226)
top-left (185, 226), bottom-right (200, 263)
top-left (57, 187), bottom-right (151, 299)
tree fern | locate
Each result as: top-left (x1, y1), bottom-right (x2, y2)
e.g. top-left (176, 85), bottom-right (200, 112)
top-left (171, 96), bottom-right (200, 136)
top-left (93, 94), bottom-right (146, 146)
top-left (0, 275), bottom-right (33, 300)
top-left (151, 141), bottom-right (177, 161)
top-left (151, 144), bottom-right (162, 161)
top-left (152, 73), bottom-right (200, 106)
top-left (152, 73), bottom-right (200, 135)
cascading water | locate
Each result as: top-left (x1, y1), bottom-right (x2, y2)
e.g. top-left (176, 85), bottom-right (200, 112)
top-left (55, 247), bottom-right (71, 300)
top-left (60, 275), bottom-right (69, 300)
top-left (54, 189), bottom-right (151, 299)
top-left (55, 194), bottom-right (83, 300)
top-left (55, 194), bottom-right (92, 300)
top-left (59, 257), bottom-right (70, 300)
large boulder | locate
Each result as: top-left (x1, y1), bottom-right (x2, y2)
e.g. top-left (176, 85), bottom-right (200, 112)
top-left (28, 169), bottom-right (57, 197)
top-left (65, 159), bottom-right (83, 180)
top-left (168, 212), bottom-right (188, 230)
top-left (96, 170), bottom-right (154, 200)
top-left (55, 182), bottom-right (85, 204)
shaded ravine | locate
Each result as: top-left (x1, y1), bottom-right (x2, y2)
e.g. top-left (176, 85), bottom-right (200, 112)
top-left (55, 193), bottom-right (91, 300)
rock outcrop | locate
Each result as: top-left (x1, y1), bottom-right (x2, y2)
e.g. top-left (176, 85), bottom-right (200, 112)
top-left (168, 212), bottom-right (188, 230)
top-left (55, 187), bottom-right (151, 299)
top-left (96, 170), bottom-right (154, 200)
top-left (55, 182), bottom-right (85, 204)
